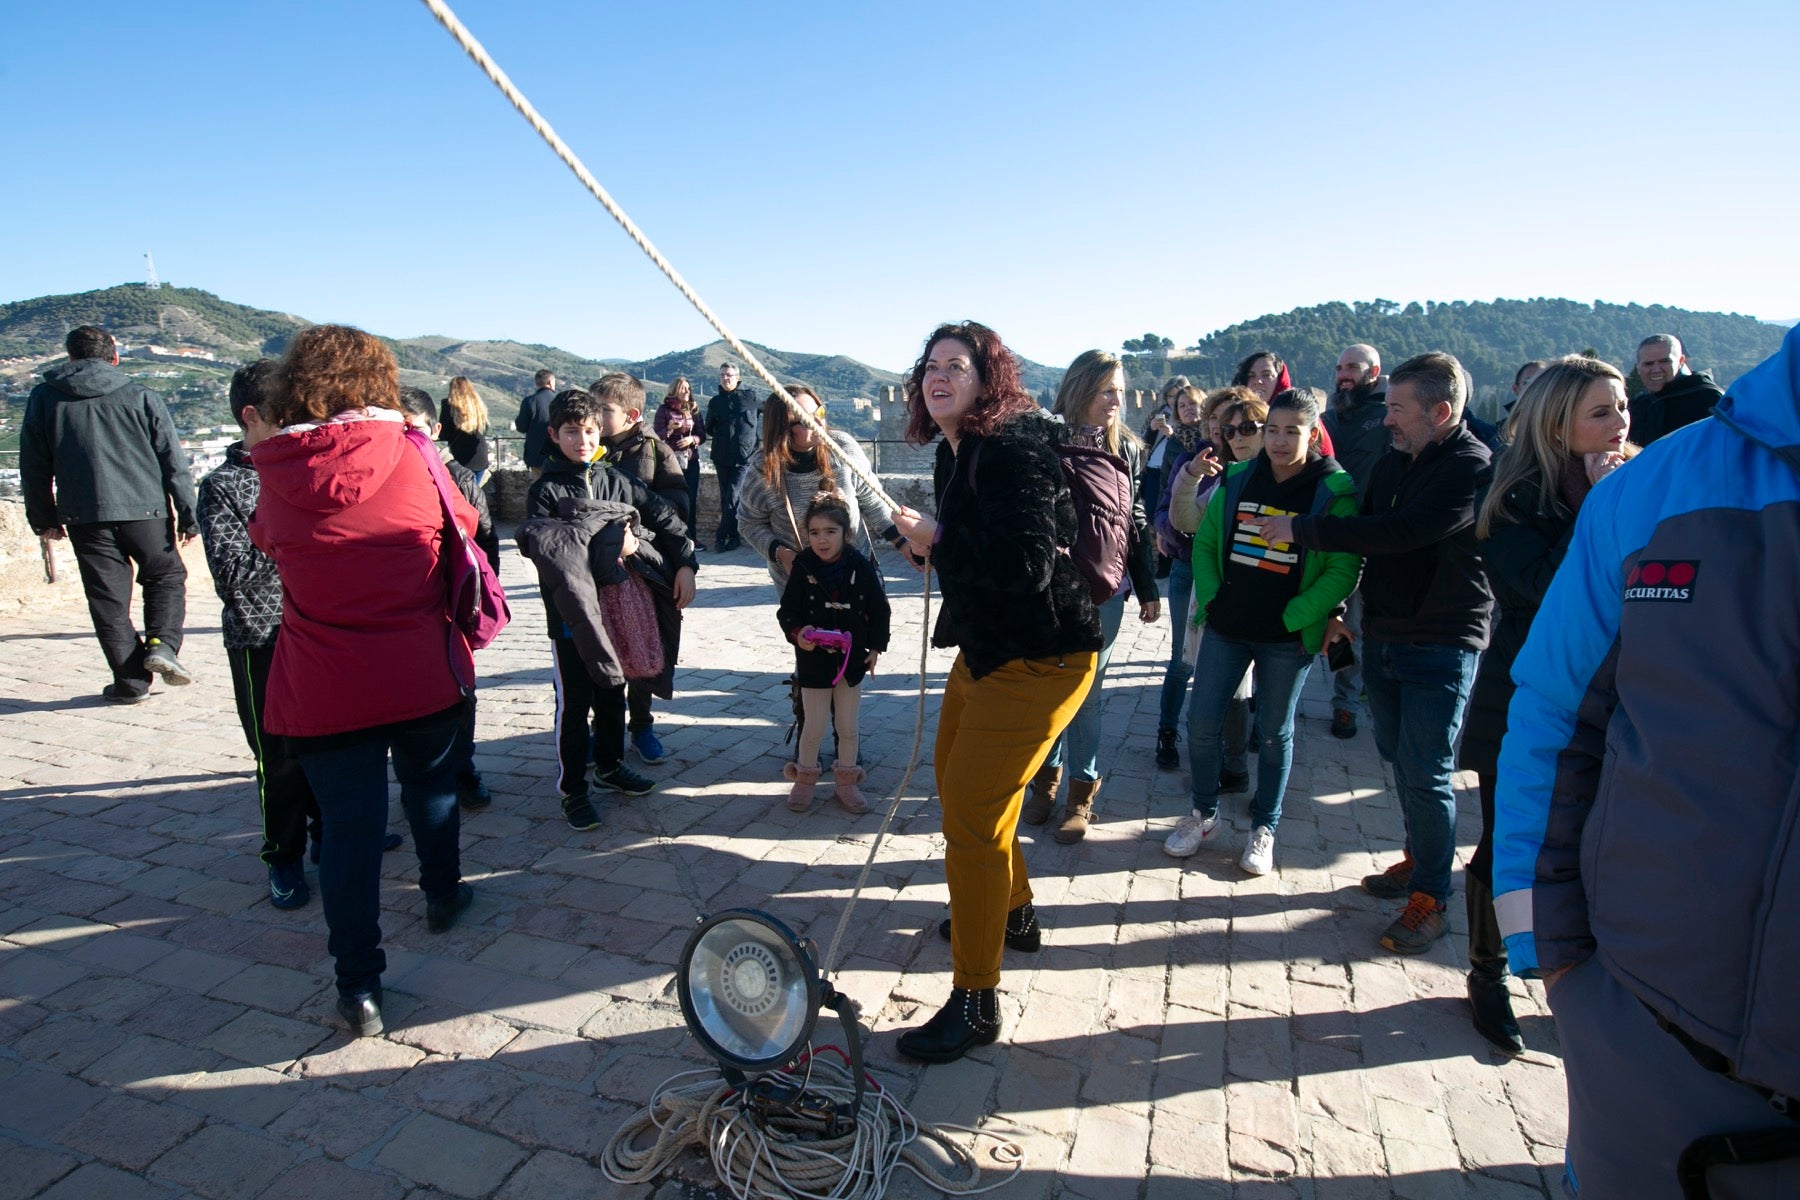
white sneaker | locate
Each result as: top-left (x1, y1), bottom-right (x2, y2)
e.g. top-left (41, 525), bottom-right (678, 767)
top-left (1163, 812), bottom-right (1219, 858)
top-left (1240, 825), bottom-right (1276, 875)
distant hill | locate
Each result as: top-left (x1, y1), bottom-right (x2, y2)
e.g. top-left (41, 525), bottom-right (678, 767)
top-left (1144, 298), bottom-right (1785, 407)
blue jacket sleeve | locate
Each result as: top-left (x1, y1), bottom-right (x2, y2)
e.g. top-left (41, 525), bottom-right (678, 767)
top-left (1491, 473), bottom-right (1627, 976)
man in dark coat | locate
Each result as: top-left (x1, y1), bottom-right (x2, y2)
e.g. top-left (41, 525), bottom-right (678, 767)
top-left (1319, 342), bottom-right (1387, 740)
top-left (22, 325), bottom-right (198, 702)
top-left (1627, 333), bottom-right (1723, 446)
top-left (514, 368), bottom-right (558, 470)
top-left (704, 361), bottom-right (760, 551)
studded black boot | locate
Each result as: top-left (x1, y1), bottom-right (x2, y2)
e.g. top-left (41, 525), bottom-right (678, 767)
top-left (896, 986), bottom-right (1001, 1063)
top-left (937, 902), bottom-right (1042, 953)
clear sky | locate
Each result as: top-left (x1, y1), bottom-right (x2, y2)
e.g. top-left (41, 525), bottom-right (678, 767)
top-left (5, 0), bottom-right (1796, 373)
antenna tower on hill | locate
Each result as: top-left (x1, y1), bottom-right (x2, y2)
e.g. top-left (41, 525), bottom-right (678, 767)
top-left (144, 252), bottom-right (161, 291)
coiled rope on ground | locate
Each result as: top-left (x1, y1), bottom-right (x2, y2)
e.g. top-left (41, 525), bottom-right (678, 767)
top-left (417, 2), bottom-right (1020, 1195)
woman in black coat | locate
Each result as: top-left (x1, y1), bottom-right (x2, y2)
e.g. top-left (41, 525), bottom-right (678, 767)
top-left (1464, 355), bottom-right (1634, 1055)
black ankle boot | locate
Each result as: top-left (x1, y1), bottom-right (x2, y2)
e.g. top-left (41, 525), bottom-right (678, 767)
top-left (937, 903), bottom-right (1042, 953)
top-left (1465, 878), bottom-right (1523, 1056)
top-left (896, 987), bottom-right (1000, 1063)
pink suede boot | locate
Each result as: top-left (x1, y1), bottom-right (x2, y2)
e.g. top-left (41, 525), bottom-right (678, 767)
top-left (832, 762), bottom-right (869, 815)
top-left (782, 762), bottom-right (822, 812)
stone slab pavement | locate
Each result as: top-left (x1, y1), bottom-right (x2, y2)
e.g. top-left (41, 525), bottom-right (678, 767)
top-left (0, 524), bottom-right (1568, 1199)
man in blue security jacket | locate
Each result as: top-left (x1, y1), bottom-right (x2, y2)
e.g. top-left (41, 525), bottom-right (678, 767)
top-left (1494, 325), bottom-right (1800, 1198)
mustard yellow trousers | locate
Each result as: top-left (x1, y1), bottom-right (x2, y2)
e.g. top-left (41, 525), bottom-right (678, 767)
top-left (936, 651), bottom-right (1096, 989)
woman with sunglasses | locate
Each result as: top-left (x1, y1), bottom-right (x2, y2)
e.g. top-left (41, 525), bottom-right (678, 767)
top-left (1165, 388), bottom-right (1360, 875)
top-left (736, 383), bottom-right (901, 592)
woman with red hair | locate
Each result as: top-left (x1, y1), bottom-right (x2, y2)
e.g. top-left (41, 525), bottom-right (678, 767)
top-left (250, 324), bottom-right (481, 1039)
top-left (889, 322), bottom-right (1101, 1063)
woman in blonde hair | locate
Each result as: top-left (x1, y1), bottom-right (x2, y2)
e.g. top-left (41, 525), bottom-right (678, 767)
top-left (1024, 349), bottom-right (1159, 844)
top-left (440, 376), bottom-right (491, 484)
top-left (1461, 354), bottom-right (1634, 1056)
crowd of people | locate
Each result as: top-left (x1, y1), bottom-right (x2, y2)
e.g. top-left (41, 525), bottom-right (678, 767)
top-left (19, 318), bottom-right (1797, 1198)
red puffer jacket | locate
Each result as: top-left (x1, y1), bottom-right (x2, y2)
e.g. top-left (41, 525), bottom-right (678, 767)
top-left (249, 409), bottom-right (477, 737)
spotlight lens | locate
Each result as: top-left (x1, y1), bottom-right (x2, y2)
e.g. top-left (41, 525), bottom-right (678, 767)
top-left (679, 911), bottom-right (821, 1070)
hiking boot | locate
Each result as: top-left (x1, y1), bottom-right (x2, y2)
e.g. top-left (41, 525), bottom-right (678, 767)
top-left (1053, 778), bottom-right (1099, 844)
top-left (268, 859), bottom-right (309, 910)
top-left (562, 792), bottom-right (601, 831)
top-left (1154, 727), bottom-right (1180, 770)
top-left (1218, 768), bottom-right (1250, 795)
top-left (630, 728), bottom-right (667, 764)
top-left (1330, 708), bottom-right (1358, 739)
top-left (938, 901), bottom-right (1041, 953)
top-left (1240, 825), bottom-right (1276, 876)
top-left (456, 772), bottom-right (491, 809)
top-left (141, 638), bottom-right (193, 686)
top-left (592, 762), bottom-right (655, 797)
top-left (1380, 891), bottom-right (1449, 955)
top-left (831, 762), bottom-right (869, 815)
top-left (1164, 811), bottom-right (1220, 858)
top-left (1021, 763), bottom-right (1060, 826)
top-left (895, 987), bottom-right (1000, 1063)
top-left (337, 991), bottom-right (383, 1038)
top-left (783, 762), bottom-right (822, 812)
top-left (426, 882), bottom-right (475, 933)
top-left (1362, 853), bottom-right (1416, 899)
top-left (102, 683), bottom-right (149, 704)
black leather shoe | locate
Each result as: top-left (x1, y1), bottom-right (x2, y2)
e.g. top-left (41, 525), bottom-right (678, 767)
top-left (337, 991), bottom-right (383, 1037)
top-left (938, 903), bottom-right (1041, 953)
top-left (896, 987), bottom-right (1000, 1063)
top-left (426, 883), bottom-right (474, 933)
top-left (1468, 972), bottom-right (1524, 1056)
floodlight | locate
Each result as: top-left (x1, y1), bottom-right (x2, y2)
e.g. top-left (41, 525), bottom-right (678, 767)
top-left (677, 908), bottom-right (866, 1129)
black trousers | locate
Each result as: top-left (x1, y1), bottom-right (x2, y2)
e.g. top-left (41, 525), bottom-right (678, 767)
top-left (226, 638), bottom-right (320, 865)
top-left (67, 518), bottom-right (187, 694)
top-left (551, 637), bottom-right (626, 794)
top-left (682, 457), bottom-right (701, 537)
top-left (714, 459), bottom-right (746, 544)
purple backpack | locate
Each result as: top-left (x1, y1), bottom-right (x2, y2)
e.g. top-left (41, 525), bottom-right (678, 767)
top-left (969, 438), bottom-right (1133, 603)
top-left (405, 430), bottom-right (512, 653)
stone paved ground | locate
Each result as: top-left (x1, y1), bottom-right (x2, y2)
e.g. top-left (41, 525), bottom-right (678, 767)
top-left (0, 524), bottom-right (1569, 1199)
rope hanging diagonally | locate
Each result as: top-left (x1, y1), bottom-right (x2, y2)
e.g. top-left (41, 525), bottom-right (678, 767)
top-left (417, 0), bottom-right (903, 519)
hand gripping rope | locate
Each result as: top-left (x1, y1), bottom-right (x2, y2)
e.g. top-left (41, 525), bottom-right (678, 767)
top-left (417, 3), bottom-right (1019, 1195)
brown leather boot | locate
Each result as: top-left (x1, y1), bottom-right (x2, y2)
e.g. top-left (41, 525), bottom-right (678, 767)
top-left (1021, 763), bottom-right (1061, 826)
top-left (1054, 778), bottom-right (1100, 844)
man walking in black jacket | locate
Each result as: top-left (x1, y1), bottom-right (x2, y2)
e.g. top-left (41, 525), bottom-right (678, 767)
top-left (704, 362), bottom-right (759, 550)
top-left (514, 368), bottom-right (558, 470)
top-left (22, 325), bottom-right (199, 702)
top-left (1259, 352), bottom-right (1493, 955)
top-left (1626, 333), bottom-right (1723, 446)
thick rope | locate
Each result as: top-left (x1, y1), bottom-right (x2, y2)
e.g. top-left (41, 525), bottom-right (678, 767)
top-left (601, 1056), bottom-right (1022, 1200)
top-left (418, 0), bottom-right (902, 518)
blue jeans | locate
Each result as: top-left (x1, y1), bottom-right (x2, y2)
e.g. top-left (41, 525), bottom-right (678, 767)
top-left (1046, 594), bottom-right (1125, 782)
top-left (1157, 559), bottom-right (1194, 730)
top-left (1362, 638), bottom-right (1479, 905)
top-left (1186, 632), bottom-right (1312, 830)
top-left (298, 706), bottom-right (463, 999)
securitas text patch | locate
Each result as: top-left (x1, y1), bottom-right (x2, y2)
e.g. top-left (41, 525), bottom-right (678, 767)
top-left (1623, 560), bottom-right (1698, 603)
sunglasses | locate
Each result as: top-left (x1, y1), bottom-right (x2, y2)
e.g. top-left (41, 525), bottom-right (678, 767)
top-left (1221, 421), bottom-right (1264, 438)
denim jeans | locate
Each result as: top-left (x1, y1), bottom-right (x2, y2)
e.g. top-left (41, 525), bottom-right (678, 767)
top-left (1362, 637), bottom-right (1479, 905)
top-left (298, 706), bottom-right (463, 999)
top-left (1157, 559), bottom-right (1194, 730)
top-left (1046, 593), bottom-right (1125, 783)
top-left (1329, 588), bottom-right (1365, 715)
top-left (1186, 631), bottom-right (1312, 830)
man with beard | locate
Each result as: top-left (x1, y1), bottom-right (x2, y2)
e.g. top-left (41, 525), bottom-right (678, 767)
top-left (1320, 343), bottom-right (1386, 738)
top-left (705, 362), bottom-right (760, 551)
top-left (1627, 334), bottom-right (1724, 446)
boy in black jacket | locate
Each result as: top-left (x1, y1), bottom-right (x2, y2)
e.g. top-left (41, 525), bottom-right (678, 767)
top-left (591, 373), bottom-right (690, 765)
top-left (197, 361), bottom-right (322, 909)
top-left (526, 390), bottom-right (697, 830)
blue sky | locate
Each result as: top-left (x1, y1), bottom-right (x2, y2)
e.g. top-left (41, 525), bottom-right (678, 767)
top-left (5, 1), bottom-right (1796, 372)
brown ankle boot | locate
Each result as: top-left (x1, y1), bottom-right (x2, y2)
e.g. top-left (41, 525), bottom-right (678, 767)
top-left (831, 762), bottom-right (869, 815)
top-left (1054, 778), bottom-right (1100, 844)
top-left (782, 762), bottom-right (822, 812)
top-left (1021, 763), bottom-right (1061, 826)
